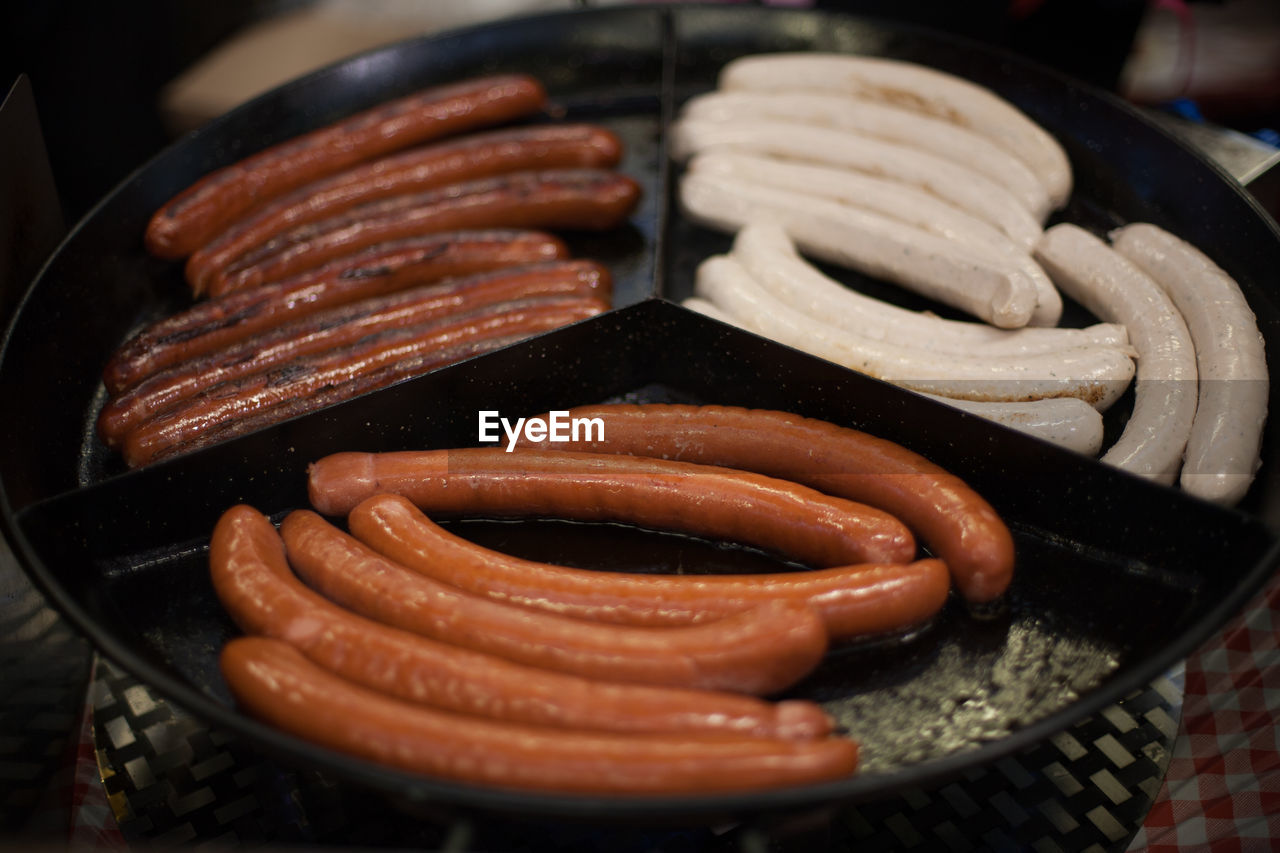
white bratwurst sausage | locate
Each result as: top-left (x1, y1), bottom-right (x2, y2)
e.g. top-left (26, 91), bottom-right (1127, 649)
top-left (671, 117), bottom-right (1043, 250)
top-left (1034, 223), bottom-right (1198, 484)
top-left (693, 254), bottom-right (1134, 408)
top-left (730, 222), bottom-right (1123, 357)
top-left (681, 296), bottom-right (1105, 454)
top-left (692, 152), bottom-right (1061, 325)
top-left (679, 171), bottom-right (1040, 328)
top-left (718, 52), bottom-right (1072, 209)
top-left (680, 90), bottom-right (1052, 221)
top-left (1110, 222), bottom-right (1268, 505)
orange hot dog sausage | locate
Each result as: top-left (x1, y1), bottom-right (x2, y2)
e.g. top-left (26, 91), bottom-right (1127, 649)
top-left (515, 404), bottom-right (1016, 603)
top-left (211, 505), bottom-right (832, 739)
top-left (104, 229), bottom-right (568, 395)
top-left (99, 260), bottom-right (610, 449)
top-left (185, 123), bottom-right (622, 295)
top-left (279, 510), bottom-right (829, 695)
top-left (307, 448), bottom-right (916, 566)
top-left (145, 74), bottom-right (548, 258)
top-left (121, 297), bottom-right (604, 467)
top-left (210, 169), bottom-right (641, 295)
top-left (349, 493), bottom-right (951, 641)
top-left (221, 637), bottom-right (860, 795)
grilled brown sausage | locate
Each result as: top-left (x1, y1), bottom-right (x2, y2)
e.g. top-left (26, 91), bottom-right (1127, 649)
top-left (221, 636), bottom-right (860, 794)
top-left (513, 404), bottom-right (1016, 603)
top-left (120, 297), bottom-right (606, 467)
top-left (145, 74), bottom-right (548, 258)
top-left (104, 229), bottom-right (567, 395)
top-left (308, 448), bottom-right (917, 566)
top-left (184, 124), bottom-right (622, 295)
top-left (350, 493), bottom-right (951, 641)
top-left (210, 169), bottom-right (641, 295)
top-left (211, 504), bottom-right (833, 738)
top-left (280, 510), bottom-right (830, 695)
top-left (98, 260), bottom-right (610, 448)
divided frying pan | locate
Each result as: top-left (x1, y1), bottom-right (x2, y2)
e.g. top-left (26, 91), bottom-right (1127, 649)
top-left (2, 5), bottom-right (1279, 822)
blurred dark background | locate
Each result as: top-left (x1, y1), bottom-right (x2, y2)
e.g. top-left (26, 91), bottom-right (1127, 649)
top-left (2, 0), bottom-right (1277, 227)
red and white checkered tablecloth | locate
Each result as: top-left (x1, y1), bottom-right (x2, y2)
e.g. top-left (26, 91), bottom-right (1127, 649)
top-left (67, 659), bottom-right (127, 851)
top-left (1129, 570), bottom-right (1280, 851)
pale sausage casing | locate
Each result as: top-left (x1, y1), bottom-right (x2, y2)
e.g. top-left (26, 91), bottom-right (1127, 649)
top-left (1110, 222), bottom-right (1268, 504)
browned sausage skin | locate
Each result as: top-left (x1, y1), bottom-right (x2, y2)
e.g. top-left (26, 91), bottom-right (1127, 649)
top-left (279, 509), bottom-right (829, 695)
top-left (222, 637), bottom-right (860, 794)
top-left (308, 447), bottom-right (916, 566)
top-left (210, 169), bottom-right (642, 295)
top-left (104, 229), bottom-right (568, 395)
top-left (511, 404), bottom-right (1015, 603)
top-left (211, 504), bottom-right (833, 739)
top-left (349, 493), bottom-right (950, 641)
top-left (121, 297), bottom-right (605, 467)
top-left (185, 124), bottom-right (623, 295)
top-left (145, 74), bottom-right (548, 258)
top-left (98, 260), bottom-right (610, 448)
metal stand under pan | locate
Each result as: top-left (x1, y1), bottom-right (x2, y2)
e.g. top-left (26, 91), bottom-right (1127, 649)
top-left (90, 654), bottom-right (1184, 850)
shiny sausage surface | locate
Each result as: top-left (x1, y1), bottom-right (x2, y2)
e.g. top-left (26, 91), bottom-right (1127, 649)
top-left (307, 447), bottom-right (916, 566)
top-left (211, 169), bottom-right (641, 295)
top-left (349, 493), bottom-right (950, 641)
top-left (121, 297), bottom-right (605, 467)
top-left (99, 261), bottom-right (609, 448)
top-left (185, 123), bottom-right (622, 294)
top-left (105, 229), bottom-right (567, 395)
top-left (510, 404), bottom-right (1016, 603)
top-left (221, 636), bottom-right (860, 794)
top-left (211, 505), bottom-right (832, 738)
top-left (280, 509), bottom-right (829, 695)
top-left (145, 75), bottom-right (547, 258)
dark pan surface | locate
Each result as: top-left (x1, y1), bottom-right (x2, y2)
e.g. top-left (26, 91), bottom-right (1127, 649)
top-left (3, 4), bottom-right (1280, 822)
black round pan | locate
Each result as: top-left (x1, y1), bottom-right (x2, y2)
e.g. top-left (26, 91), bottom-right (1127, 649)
top-left (2, 4), bottom-right (1279, 824)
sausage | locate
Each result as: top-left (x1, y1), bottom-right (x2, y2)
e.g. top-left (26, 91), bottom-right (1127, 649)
top-left (691, 153), bottom-right (1061, 326)
top-left (99, 260), bottom-right (610, 448)
top-left (104, 229), bottom-right (567, 395)
top-left (730, 222), bottom-right (1121, 357)
top-left (135, 333), bottom-right (532, 466)
top-left (718, 53), bottom-right (1072, 209)
top-left (680, 170), bottom-right (1040, 329)
top-left (185, 124), bottom-right (623, 295)
top-left (211, 504), bottom-right (832, 739)
top-left (348, 493), bottom-right (950, 640)
top-left (694, 253), bottom-right (1134, 410)
top-left (509, 404), bottom-right (1016, 604)
top-left (672, 117), bottom-right (1044, 250)
top-left (1111, 222), bottom-right (1269, 504)
top-left (918, 394), bottom-right (1106, 457)
top-left (121, 297), bottom-right (605, 467)
top-left (307, 448), bottom-right (916, 566)
top-left (279, 510), bottom-right (829, 695)
top-left (221, 637), bottom-right (860, 794)
top-left (210, 169), bottom-right (642, 295)
top-left (145, 74), bottom-right (547, 258)
top-left (679, 90), bottom-right (1053, 221)
top-left (683, 295), bottom-right (1105, 455)
top-left (1034, 224), bottom-right (1198, 483)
